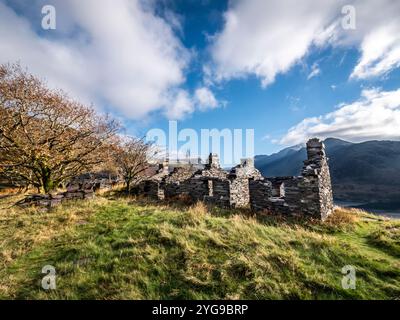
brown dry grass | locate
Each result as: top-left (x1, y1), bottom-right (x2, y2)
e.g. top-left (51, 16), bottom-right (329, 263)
top-left (183, 201), bottom-right (210, 226)
top-left (323, 206), bottom-right (362, 230)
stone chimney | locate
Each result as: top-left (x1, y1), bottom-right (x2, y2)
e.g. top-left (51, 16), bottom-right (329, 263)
top-left (206, 153), bottom-right (220, 169)
top-left (158, 158), bottom-right (169, 174)
top-left (240, 158), bottom-right (254, 168)
top-left (301, 138), bottom-right (334, 220)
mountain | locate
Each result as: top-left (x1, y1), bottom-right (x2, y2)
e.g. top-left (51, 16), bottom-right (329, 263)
top-left (255, 138), bottom-right (400, 203)
top-left (255, 144), bottom-right (305, 177)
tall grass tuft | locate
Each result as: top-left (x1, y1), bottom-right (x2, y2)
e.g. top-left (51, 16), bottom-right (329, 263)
top-left (184, 201), bottom-right (209, 226)
top-left (324, 206), bottom-right (361, 231)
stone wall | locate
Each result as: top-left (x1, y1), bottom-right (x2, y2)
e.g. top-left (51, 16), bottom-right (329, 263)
top-left (249, 138), bottom-right (334, 220)
top-left (249, 179), bottom-right (273, 211)
top-left (300, 138), bottom-right (334, 220)
top-left (66, 171), bottom-right (120, 191)
top-left (230, 158), bottom-right (263, 180)
top-left (163, 167), bottom-right (200, 199)
top-left (136, 138), bottom-right (334, 220)
top-left (135, 161), bottom-right (171, 199)
top-left (138, 153), bottom-right (264, 209)
top-left (204, 179), bottom-right (231, 208)
top-left (229, 177), bottom-right (250, 208)
top-left (16, 187), bottom-right (95, 209)
top-left (225, 158), bottom-right (264, 208)
top-left (140, 180), bottom-right (165, 200)
top-left (14, 172), bottom-right (115, 209)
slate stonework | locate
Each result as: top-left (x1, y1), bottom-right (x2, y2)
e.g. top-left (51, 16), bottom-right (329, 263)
top-left (16, 188), bottom-right (95, 209)
top-left (249, 138), bottom-right (334, 220)
top-left (139, 138), bottom-right (334, 220)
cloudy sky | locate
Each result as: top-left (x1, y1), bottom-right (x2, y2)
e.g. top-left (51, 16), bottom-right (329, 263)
top-left (1, 0), bottom-right (400, 156)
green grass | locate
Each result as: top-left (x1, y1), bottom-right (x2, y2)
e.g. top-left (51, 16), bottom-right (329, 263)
top-left (0, 193), bottom-right (399, 300)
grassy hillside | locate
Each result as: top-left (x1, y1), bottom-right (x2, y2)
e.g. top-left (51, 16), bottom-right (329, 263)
top-left (0, 193), bottom-right (399, 299)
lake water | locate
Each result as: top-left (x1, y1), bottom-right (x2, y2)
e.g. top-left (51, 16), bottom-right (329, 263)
top-left (335, 200), bottom-right (400, 219)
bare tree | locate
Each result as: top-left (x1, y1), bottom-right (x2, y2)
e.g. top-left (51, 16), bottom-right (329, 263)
top-left (0, 63), bottom-right (119, 193)
top-left (113, 137), bottom-right (154, 193)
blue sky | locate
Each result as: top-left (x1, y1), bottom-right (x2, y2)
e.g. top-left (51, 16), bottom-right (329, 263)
top-left (1, 0), bottom-right (400, 163)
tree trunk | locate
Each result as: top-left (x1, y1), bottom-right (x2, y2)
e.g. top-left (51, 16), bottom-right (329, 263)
top-left (40, 167), bottom-right (54, 194)
top-left (43, 179), bottom-right (54, 194)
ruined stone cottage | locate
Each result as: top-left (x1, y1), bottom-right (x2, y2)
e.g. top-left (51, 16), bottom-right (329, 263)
top-left (138, 138), bottom-right (334, 220)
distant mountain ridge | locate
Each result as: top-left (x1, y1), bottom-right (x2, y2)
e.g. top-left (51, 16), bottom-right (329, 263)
top-left (255, 138), bottom-right (400, 202)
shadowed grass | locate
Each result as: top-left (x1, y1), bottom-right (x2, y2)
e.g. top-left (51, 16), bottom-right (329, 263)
top-left (0, 195), bottom-right (399, 299)
top-left (368, 222), bottom-right (400, 258)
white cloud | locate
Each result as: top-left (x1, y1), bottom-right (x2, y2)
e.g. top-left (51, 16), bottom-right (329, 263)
top-left (164, 89), bottom-right (194, 120)
top-left (209, 0), bottom-right (400, 85)
top-left (209, 0), bottom-right (342, 86)
top-left (350, 23), bottom-right (400, 79)
top-left (280, 88), bottom-right (400, 145)
top-left (261, 134), bottom-right (271, 141)
top-left (307, 63), bottom-right (321, 80)
top-left (161, 86), bottom-right (221, 120)
top-left (0, 0), bottom-right (192, 119)
top-left (194, 87), bottom-right (219, 110)
top-left (339, 0), bottom-right (400, 79)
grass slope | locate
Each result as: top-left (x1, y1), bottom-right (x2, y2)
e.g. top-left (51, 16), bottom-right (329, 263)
top-left (0, 194), bottom-right (399, 299)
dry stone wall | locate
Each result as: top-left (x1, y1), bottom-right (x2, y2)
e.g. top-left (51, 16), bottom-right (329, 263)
top-left (139, 138), bottom-right (334, 220)
top-left (249, 139), bottom-right (334, 220)
top-left (204, 179), bottom-right (231, 207)
top-left (66, 171), bottom-right (120, 191)
top-left (300, 138), bottom-right (334, 220)
top-left (16, 187), bottom-right (95, 209)
top-left (15, 174), bottom-right (117, 209)
top-left (139, 153), bottom-right (265, 209)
